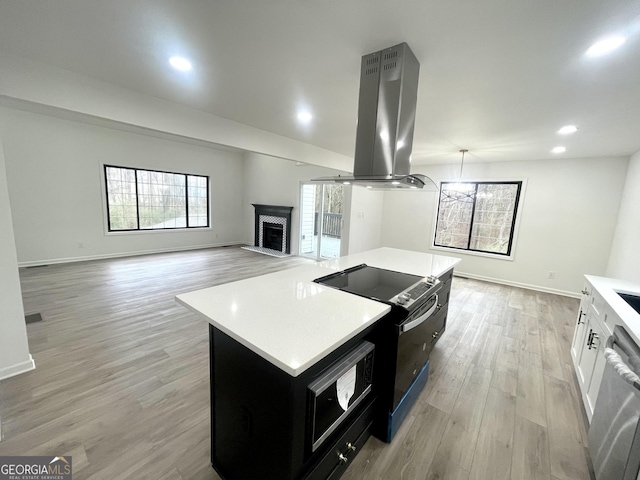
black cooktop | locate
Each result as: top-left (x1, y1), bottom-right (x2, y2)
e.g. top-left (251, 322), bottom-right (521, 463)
top-left (313, 264), bottom-right (423, 303)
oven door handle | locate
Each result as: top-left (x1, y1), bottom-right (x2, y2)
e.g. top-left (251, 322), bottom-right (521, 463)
top-left (401, 294), bottom-right (439, 333)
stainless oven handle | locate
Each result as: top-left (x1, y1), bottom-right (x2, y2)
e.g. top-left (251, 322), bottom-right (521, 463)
top-left (401, 294), bottom-right (439, 333)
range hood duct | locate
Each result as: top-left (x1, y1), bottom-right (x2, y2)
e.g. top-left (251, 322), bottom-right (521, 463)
top-left (313, 43), bottom-right (437, 191)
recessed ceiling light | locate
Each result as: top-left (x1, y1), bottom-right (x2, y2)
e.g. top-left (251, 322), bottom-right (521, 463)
top-left (343, 181), bottom-right (351, 185)
top-left (366, 186), bottom-right (373, 189)
top-left (391, 181), bottom-right (400, 185)
top-left (297, 111), bottom-right (313, 124)
top-left (552, 146), bottom-right (566, 154)
top-left (585, 35), bottom-right (626, 57)
top-left (558, 125), bottom-right (578, 135)
top-left (169, 56), bottom-right (192, 71)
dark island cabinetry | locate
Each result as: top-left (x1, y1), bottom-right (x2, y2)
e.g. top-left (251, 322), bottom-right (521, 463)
top-left (209, 323), bottom-right (383, 480)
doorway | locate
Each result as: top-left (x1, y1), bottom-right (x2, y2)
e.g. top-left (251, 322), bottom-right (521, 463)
top-left (300, 183), bottom-right (344, 259)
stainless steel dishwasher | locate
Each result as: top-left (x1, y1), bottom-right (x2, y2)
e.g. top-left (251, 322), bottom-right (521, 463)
top-left (588, 325), bottom-right (640, 480)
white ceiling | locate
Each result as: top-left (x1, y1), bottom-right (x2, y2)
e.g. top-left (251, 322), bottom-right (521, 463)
top-left (1, 0), bottom-right (639, 166)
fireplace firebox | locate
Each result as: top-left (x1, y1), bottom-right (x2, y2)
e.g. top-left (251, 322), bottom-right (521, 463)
top-left (263, 223), bottom-right (284, 251)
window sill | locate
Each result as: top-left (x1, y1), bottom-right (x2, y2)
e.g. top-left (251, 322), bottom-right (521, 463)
top-left (105, 227), bottom-right (212, 236)
top-left (430, 244), bottom-right (515, 261)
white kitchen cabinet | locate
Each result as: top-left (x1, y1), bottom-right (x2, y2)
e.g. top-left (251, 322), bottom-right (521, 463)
top-left (575, 310), bottom-right (600, 390)
top-left (571, 277), bottom-right (619, 422)
top-left (570, 283), bottom-right (591, 365)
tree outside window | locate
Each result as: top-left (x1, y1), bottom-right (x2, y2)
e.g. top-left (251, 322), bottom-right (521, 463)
top-left (105, 165), bottom-right (209, 231)
top-left (434, 181), bottom-right (522, 256)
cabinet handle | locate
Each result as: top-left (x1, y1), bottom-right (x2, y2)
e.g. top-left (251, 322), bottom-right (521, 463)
top-left (581, 289), bottom-right (589, 295)
top-left (337, 453), bottom-right (348, 464)
top-left (589, 333), bottom-right (599, 350)
top-left (577, 311), bottom-right (585, 325)
top-left (346, 442), bottom-right (356, 452)
top-left (432, 331), bottom-right (440, 339)
top-left (586, 329), bottom-right (594, 347)
top-left (436, 303), bottom-right (442, 310)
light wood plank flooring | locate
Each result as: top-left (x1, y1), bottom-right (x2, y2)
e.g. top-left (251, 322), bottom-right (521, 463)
top-left (0, 247), bottom-right (593, 479)
top-left (342, 275), bottom-right (593, 480)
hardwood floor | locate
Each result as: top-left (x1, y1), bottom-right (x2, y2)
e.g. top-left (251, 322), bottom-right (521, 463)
top-left (0, 247), bottom-right (593, 480)
top-left (342, 277), bottom-right (593, 480)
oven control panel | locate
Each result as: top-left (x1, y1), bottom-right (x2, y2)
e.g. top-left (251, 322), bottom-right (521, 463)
top-left (393, 277), bottom-right (441, 308)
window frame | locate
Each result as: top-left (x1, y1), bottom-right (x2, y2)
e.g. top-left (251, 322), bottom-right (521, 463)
top-left (103, 164), bottom-right (210, 233)
top-left (432, 180), bottom-right (524, 259)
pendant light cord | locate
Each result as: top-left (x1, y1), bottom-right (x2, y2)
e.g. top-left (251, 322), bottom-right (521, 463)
top-left (459, 149), bottom-right (468, 179)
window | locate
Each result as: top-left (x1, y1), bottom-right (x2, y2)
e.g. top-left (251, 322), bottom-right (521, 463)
top-left (434, 181), bottom-right (522, 256)
top-left (104, 165), bottom-right (209, 231)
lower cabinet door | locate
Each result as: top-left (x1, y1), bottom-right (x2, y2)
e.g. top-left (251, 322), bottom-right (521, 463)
top-left (576, 313), bottom-right (599, 388)
top-left (305, 399), bottom-right (374, 480)
top-left (570, 302), bottom-right (589, 365)
top-left (584, 321), bottom-right (606, 420)
top-left (425, 306), bottom-right (447, 357)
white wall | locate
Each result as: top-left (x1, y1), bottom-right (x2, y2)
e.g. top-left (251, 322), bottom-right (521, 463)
top-left (242, 152), bottom-right (346, 255)
top-left (0, 106), bottom-right (246, 265)
top-left (0, 140), bottom-right (34, 381)
top-left (607, 149), bottom-right (640, 283)
top-left (381, 156), bottom-right (628, 296)
top-left (346, 187), bottom-right (384, 255)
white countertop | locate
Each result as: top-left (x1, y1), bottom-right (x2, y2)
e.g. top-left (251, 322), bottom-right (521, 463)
top-left (585, 275), bottom-right (640, 345)
top-left (176, 247), bottom-right (460, 376)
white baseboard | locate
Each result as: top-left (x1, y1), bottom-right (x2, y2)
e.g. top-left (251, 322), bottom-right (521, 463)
top-left (454, 271), bottom-right (580, 299)
top-left (17, 241), bottom-right (244, 268)
top-left (0, 355), bottom-right (36, 381)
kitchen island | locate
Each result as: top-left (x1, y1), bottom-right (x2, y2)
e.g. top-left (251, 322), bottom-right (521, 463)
top-left (176, 247), bottom-right (460, 480)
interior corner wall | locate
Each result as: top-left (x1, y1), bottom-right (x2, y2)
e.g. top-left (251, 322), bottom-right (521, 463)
top-left (0, 139), bottom-right (34, 381)
top-left (380, 156), bottom-right (628, 296)
top-left (241, 152), bottom-right (346, 255)
top-left (0, 106), bottom-right (246, 265)
top-left (606, 149), bottom-right (640, 283)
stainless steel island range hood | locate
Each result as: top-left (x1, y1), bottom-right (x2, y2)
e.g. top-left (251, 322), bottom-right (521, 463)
top-left (313, 43), bottom-right (437, 191)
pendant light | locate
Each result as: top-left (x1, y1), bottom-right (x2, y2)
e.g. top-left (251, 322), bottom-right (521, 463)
top-left (443, 149), bottom-right (474, 203)
top-left (458, 149), bottom-right (468, 180)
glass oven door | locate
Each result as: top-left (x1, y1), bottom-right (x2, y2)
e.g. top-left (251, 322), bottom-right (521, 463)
top-left (394, 295), bottom-right (444, 407)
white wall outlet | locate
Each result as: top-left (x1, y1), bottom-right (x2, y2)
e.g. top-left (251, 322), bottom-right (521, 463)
top-left (547, 271), bottom-right (555, 279)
